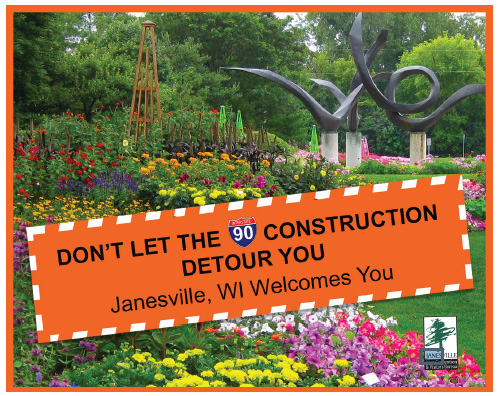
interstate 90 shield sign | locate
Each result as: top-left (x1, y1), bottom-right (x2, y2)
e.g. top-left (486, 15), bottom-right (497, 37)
top-left (228, 217), bottom-right (257, 248)
top-left (26, 175), bottom-right (473, 343)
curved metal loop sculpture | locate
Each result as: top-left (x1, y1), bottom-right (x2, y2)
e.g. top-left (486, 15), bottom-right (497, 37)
top-left (349, 13), bottom-right (485, 132)
top-left (222, 28), bottom-right (390, 134)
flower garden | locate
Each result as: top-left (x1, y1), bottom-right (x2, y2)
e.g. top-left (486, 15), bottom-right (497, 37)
top-left (12, 106), bottom-right (487, 388)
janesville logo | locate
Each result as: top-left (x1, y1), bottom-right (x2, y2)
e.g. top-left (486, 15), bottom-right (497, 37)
top-left (422, 316), bottom-right (458, 370)
top-left (228, 217), bottom-right (257, 248)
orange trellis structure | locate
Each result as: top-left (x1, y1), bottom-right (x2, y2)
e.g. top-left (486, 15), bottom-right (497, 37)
top-left (127, 20), bottom-right (162, 141)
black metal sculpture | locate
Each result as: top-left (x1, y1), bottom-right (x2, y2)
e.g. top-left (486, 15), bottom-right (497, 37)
top-left (222, 29), bottom-right (390, 163)
top-left (223, 12), bottom-right (485, 165)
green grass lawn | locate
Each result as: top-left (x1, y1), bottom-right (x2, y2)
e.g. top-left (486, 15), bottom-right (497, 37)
top-left (362, 174), bottom-right (475, 184)
top-left (369, 232), bottom-right (486, 373)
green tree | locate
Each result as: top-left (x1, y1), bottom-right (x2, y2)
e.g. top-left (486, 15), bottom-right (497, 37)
top-left (148, 12), bottom-right (313, 143)
top-left (13, 13), bottom-right (65, 119)
top-left (397, 34), bottom-right (485, 155)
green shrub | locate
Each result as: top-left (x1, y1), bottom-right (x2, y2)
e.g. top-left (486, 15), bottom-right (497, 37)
top-left (466, 198), bottom-right (486, 220)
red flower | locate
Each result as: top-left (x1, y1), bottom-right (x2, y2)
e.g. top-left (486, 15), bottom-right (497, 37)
top-left (116, 156), bottom-right (123, 160)
top-left (29, 139), bottom-right (36, 143)
top-left (81, 153), bottom-right (87, 160)
top-left (87, 145), bottom-right (93, 151)
top-left (60, 144), bottom-right (66, 148)
top-left (212, 109), bottom-right (219, 114)
top-left (111, 162), bottom-right (118, 167)
top-left (24, 192), bottom-right (30, 198)
top-left (76, 169), bottom-right (83, 175)
top-left (87, 181), bottom-right (94, 188)
top-left (60, 150), bottom-right (66, 155)
top-left (68, 169), bottom-right (74, 173)
top-left (96, 143), bottom-right (104, 148)
top-left (115, 102), bottom-right (121, 106)
top-left (18, 188), bottom-right (25, 193)
top-left (101, 105), bottom-right (105, 108)
top-left (89, 173), bottom-right (95, 178)
top-left (16, 174), bottom-right (22, 180)
top-left (75, 161), bottom-right (82, 167)
top-left (105, 116), bottom-right (110, 121)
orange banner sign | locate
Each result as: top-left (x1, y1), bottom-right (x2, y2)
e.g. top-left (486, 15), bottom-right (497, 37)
top-left (27, 175), bottom-right (472, 343)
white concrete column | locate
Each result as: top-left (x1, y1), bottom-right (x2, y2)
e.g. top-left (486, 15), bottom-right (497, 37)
top-left (321, 131), bottom-right (338, 162)
top-left (346, 131), bottom-right (362, 167)
top-left (410, 132), bottom-right (426, 165)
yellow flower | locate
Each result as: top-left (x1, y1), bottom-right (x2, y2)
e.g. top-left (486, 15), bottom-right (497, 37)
top-left (158, 190), bottom-right (167, 196)
top-left (281, 368), bottom-right (299, 383)
top-left (140, 167), bottom-right (150, 175)
top-left (177, 353), bottom-right (187, 362)
top-left (201, 370), bottom-right (214, 378)
top-left (294, 175), bottom-right (299, 180)
top-left (261, 159), bottom-right (271, 167)
top-left (146, 385), bottom-right (156, 387)
top-left (311, 383), bottom-right (326, 387)
top-left (337, 375), bottom-right (356, 387)
top-left (310, 185), bottom-right (316, 191)
top-left (141, 153), bottom-right (150, 159)
top-left (210, 380), bottom-right (226, 387)
top-left (220, 153), bottom-right (230, 161)
top-left (334, 359), bottom-right (349, 369)
top-left (189, 157), bottom-right (197, 162)
top-left (122, 139), bottom-right (129, 147)
top-left (292, 362), bottom-right (308, 373)
top-left (320, 170), bottom-right (326, 176)
top-left (193, 197), bottom-right (206, 206)
top-left (154, 373), bottom-right (165, 381)
top-left (240, 384), bottom-right (254, 387)
top-left (312, 162), bottom-right (317, 169)
top-left (170, 158), bottom-right (178, 165)
top-left (177, 152), bottom-right (185, 158)
top-left (132, 353), bottom-right (146, 363)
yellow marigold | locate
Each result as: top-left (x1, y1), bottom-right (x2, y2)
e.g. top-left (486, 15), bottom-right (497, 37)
top-left (310, 185), bottom-right (316, 191)
top-left (281, 368), bottom-right (299, 383)
top-left (334, 359), bottom-right (349, 369)
top-left (140, 167), bottom-right (150, 175)
top-left (154, 373), bottom-right (165, 381)
top-left (193, 197), bottom-right (206, 206)
top-left (337, 375), bottom-right (356, 387)
top-left (158, 190), bottom-right (167, 196)
top-left (240, 384), bottom-right (254, 387)
top-left (201, 370), bottom-right (214, 378)
top-left (214, 362), bottom-right (225, 371)
top-left (156, 158), bottom-right (166, 164)
top-left (189, 157), bottom-right (197, 162)
top-left (170, 158), bottom-right (178, 165)
top-left (132, 353), bottom-right (146, 363)
top-left (292, 362), bottom-right (308, 373)
top-left (220, 153), bottom-right (230, 160)
top-left (177, 152), bottom-right (185, 158)
top-left (320, 170), bottom-right (326, 176)
top-left (311, 383), bottom-right (326, 387)
top-left (261, 159), bottom-right (271, 167)
top-left (141, 153), bottom-right (150, 159)
top-left (146, 385), bottom-right (156, 387)
top-left (225, 164), bottom-right (235, 170)
top-left (294, 175), bottom-right (299, 180)
top-left (210, 380), bottom-right (226, 387)
top-left (177, 353), bottom-right (187, 362)
top-left (223, 360), bottom-right (235, 369)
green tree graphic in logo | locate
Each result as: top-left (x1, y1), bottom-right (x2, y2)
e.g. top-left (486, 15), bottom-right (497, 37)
top-left (426, 318), bottom-right (456, 348)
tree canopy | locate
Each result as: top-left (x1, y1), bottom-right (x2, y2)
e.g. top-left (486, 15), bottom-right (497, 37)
top-left (13, 11), bottom-right (486, 155)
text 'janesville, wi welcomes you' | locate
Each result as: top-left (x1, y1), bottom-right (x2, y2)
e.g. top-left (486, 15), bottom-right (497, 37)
top-left (27, 175), bottom-right (472, 342)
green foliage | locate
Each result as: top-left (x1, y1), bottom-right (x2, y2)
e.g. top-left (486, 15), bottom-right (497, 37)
top-left (465, 198), bottom-right (486, 220)
top-left (397, 34), bottom-right (485, 156)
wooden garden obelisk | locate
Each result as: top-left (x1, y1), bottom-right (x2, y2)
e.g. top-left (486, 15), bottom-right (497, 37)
top-left (127, 20), bottom-right (162, 142)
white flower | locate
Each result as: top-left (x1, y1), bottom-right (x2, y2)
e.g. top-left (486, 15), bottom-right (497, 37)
top-left (260, 323), bottom-right (274, 334)
top-left (308, 314), bottom-right (318, 323)
top-left (123, 139), bottom-right (129, 147)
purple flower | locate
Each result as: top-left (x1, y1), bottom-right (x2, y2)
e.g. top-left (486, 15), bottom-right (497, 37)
top-left (29, 365), bottom-right (40, 372)
top-left (31, 348), bottom-right (42, 356)
top-left (35, 372), bottom-right (42, 383)
top-left (74, 355), bottom-right (84, 364)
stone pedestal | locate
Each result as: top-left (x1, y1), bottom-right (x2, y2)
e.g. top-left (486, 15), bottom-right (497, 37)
top-left (346, 131), bottom-right (362, 168)
top-left (410, 132), bottom-right (426, 165)
top-left (321, 131), bottom-right (338, 162)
